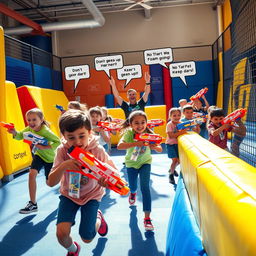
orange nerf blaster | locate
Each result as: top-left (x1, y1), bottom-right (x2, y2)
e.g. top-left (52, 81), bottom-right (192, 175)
top-left (147, 119), bottom-right (165, 129)
top-left (134, 133), bottom-right (163, 145)
top-left (68, 146), bottom-right (129, 196)
top-left (97, 121), bottom-right (121, 131)
top-left (221, 108), bottom-right (247, 125)
top-left (0, 122), bottom-right (15, 129)
top-left (190, 87), bottom-right (208, 101)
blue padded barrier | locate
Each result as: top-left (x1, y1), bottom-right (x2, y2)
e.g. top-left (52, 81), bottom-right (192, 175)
top-left (166, 176), bottom-right (207, 256)
top-left (34, 64), bottom-right (52, 88)
top-left (105, 94), bottom-right (115, 108)
top-left (149, 64), bottom-right (164, 91)
top-left (150, 90), bottom-right (164, 105)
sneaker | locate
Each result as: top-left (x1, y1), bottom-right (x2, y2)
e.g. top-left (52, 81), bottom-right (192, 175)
top-left (97, 210), bottom-right (108, 236)
top-left (129, 192), bottom-right (136, 205)
top-left (66, 241), bottom-right (81, 256)
top-left (144, 218), bottom-right (154, 231)
top-left (169, 174), bottom-right (175, 184)
top-left (19, 201), bottom-right (38, 214)
top-left (174, 170), bottom-right (179, 177)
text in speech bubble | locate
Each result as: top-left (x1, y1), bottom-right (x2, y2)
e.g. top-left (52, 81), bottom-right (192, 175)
top-left (65, 65), bottom-right (90, 92)
top-left (144, 48), bottom-right (173, 68)
top-left (117, 65), bottom-right (142, 88)
top-left (169, 61), bottom-right (196, 87)
top-left (95, 55), bottom-right (123, 77)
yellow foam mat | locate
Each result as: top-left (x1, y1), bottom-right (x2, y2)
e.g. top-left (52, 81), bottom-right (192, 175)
top-left (22, 85), bottom-right (69, 137)
top-left (0, 81), bottom-right (32, 175)
top-left (178, 132), bottom-right (256, 256)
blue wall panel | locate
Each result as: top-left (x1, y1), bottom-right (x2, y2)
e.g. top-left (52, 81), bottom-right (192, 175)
top-left (149, 64), bottom-right (164, 91)
top-left (53, 70), bottom-right (63, 91)
top-left (34, 64), bottom-right (52, 89)
top-left (172, 60), bottom-right (214, 107)
top-left (150, 90), bottom-right (164, 105)
top-left (6, 56), bottom-right (33, 87)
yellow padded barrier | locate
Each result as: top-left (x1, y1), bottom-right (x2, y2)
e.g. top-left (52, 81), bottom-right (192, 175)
top-left (0, 165), bottom-right (4, 180)
top-left (178, 133), bottom-right (256, 256)
top-left (107, 105), bottom-right (166, 145)
top-left (19, 85), bottom-right (69, 137)
top-left (0, 81), bottom-right (32, 177)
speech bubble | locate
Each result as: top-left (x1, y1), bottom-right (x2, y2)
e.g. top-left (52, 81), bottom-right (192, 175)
top-left (65, 65), bottom-right (90, 92)
top-left (95, 55), bottom-right (123, 77)
top-left (169, 61), bottom-right (196, 87)
top-left (117, 65), bottom-right (142, 88)
top-left (144, 48), bottom-right (173, 68)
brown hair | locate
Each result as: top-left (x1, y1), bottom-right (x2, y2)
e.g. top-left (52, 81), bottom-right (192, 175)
top-left (168, 107), bottom-right (181, 117)
top-left (26, 108), bottom-right (49, 127)
top-left (68, 101), bottom-right (87, 111)
top-left (89, 106), bottom-right (102, 117)
top-left (59, 109), bottom-right (91, 134)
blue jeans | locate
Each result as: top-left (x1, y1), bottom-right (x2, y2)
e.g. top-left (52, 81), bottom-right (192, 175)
top-left (126, 164), bottom-right (151, 212)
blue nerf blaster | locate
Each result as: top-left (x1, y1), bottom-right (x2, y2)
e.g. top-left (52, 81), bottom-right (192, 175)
top-left (23, 132), bottom-right (48, 153)
top-left (176, 118), bottom-right (205, 131)
top-left (55, 104), bottom-right (64, 112)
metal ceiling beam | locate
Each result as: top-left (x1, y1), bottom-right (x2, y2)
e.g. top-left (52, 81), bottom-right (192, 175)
top-left (4, 0), bottom-right (105, 35)
top-left (0, 3), bottom-right (44, 34)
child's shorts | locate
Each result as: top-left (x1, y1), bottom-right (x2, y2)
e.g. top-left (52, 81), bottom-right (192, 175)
top-left (57, 195), bottom-right (100, 240)
top-left (166, 144), bottom-right (179, 158)
top-left (31, 155), bottom-right (53, 180)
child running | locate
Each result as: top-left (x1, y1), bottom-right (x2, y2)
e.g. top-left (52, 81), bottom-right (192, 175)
top-left (207, 108), bottom-right (232, 150)
top-left (89, 106), bottom-right (110, 152)
top-left (166, 108), bottom-right (187, 184)
top-left (48, 109), bottom-right (116, 256)
top-left (117, 110), bottom-right (162, 231)
top-left (7, 108), bottom-right (61, 214)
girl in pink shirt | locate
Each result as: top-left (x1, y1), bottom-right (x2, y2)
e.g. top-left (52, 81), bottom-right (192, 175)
top-left (48, 109), bottom-right (117, 256)
top-left (166, 108), bottom-right (187, 184)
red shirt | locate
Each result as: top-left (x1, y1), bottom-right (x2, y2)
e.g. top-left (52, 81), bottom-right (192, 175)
top-left (207, 122), bottom-right (232, 149)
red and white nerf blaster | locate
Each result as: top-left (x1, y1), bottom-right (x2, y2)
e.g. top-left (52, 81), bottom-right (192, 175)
top-left (190, 87), bottom-right (208, 101)
top-left (221, 108), bottom-right (247, 125)
top-left (0, 122), bottom-right (15, 129)
top-left (97, 121), bottom-right (121, 131)
top-left (134, 133), bottom-right (163, 145)
top-left (68, 146), bottom-right (130, 196)
top-left (147, 119), bottom-right (165, 129)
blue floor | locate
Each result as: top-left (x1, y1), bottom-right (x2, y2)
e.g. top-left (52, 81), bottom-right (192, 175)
top-left (0, 149), bottom-right (175, 256)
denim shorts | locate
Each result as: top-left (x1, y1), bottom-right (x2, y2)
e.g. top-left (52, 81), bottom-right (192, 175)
top-left (57, 195), bottom-right (99, 240)
top-left (31, 155), bottom-right (53, 180)
top-left (166, 144), bottom-right (179, 158)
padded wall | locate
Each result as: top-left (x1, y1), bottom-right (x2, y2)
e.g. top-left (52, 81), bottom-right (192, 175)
top-left (0, 82), bottom-right (32, 175)
top-left (0, 27), bottom-right (32, 176)
top-left (178, 132), bottom-right (256, 256)
top-left (17, 86), bottom-right (69, 137)
top-left (63, 66), bottom-right (149, 108)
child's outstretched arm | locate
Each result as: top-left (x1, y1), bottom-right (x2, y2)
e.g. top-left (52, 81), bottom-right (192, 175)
top-left (202, 95), bottom-right (210, 111)
top-left (210, 123), bottom-right (231, 136)
top-left (48, 158), bottom-right (82, 187)
top-left (117, 138), bottom-right (145, 150)
top-left (167, 129), bottom-right (187, 139)
top-left (233, 119), bottom-right (246, 137)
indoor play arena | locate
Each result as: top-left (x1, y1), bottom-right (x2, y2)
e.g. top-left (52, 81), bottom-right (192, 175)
top-left (0, 1), bottom-right (255, 255)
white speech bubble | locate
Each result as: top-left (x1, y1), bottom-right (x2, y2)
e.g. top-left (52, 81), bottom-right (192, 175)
top-left (144, 48), bottom-right (173, 68)
top-left (169, 61), bottom-right (196, 87)
top-left (117, 65), bottom-right (142, 88)
top-left (95, 55), bottom-right (123, 77)
top-left (65, 65), bottom-right (90, 91)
